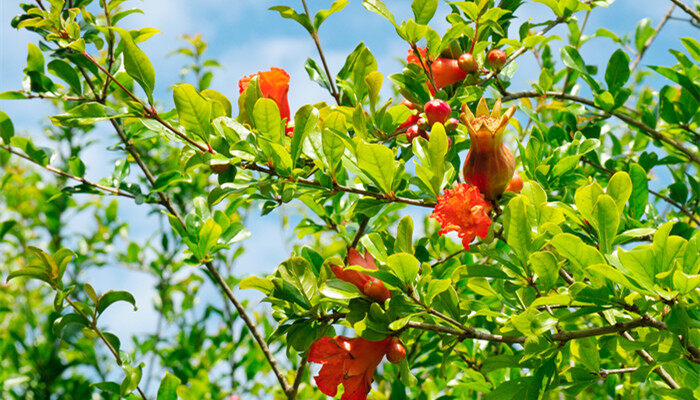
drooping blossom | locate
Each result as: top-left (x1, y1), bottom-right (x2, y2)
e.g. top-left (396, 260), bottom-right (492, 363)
top-left (238, 67), bottom-right (293, 135)
top-left (406, 48), bottom-right (467, 92)
top-left (331, 249), bottom-right (391, 302)
top-left (431, 183), bottom-right (492, 250)
top-left (506, 173), bottom-right (523, 194)
top-left (308, 336), bottom-right (392, 400)
top-left (460, 97), bottom-right (516, 200)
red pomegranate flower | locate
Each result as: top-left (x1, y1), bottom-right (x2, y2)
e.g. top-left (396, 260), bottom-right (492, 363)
top-left (431, 183), bottom-right (492, 250)
top-left (331, 249), bottom-right (391, 302)
top-left (407, 48), bottom-right (467, 92)
top-left (309, 336), bottom-right (392, 400)
top-left (238, 67), bottom-right (293, 135)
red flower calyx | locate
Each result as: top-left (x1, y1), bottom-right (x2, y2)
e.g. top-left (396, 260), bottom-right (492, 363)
top-left (460, 97), bottom-right (516, 200)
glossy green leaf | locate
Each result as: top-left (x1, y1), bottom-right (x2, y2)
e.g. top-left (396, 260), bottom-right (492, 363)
top-left (0, 110), bottom-right (14, 144)
top-left (411, 0), bottom-right (438, 24)
top-left (156, 373), bottom-right (180, 400)
top-left (96, 290), bottom-right (137, 316)
top-left (173, 83), bottom-right (212, 144)
top-left (357, 142), bottom-right (396, 194)
top-left (386, 253), bottom-right (419, 287)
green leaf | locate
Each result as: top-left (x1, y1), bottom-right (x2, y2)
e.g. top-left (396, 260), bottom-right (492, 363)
top-left (6, 267), bottom-right (51, 285)
top-left (96, 290), bottom-right (137, 316)
top-left (591, 194), bottom-right (619, 254)
top-left (604, 49), bottom-right (630, 92)
top-left (0, 220), bottom-right (17, 241)
top-left (503, 196), bottom-right (531, 263)
top-left (357, 142), bottom-right (396, 194)
top-left (53, 313), bottom-right (90, 335)
top-left (425, 278), bottom-right (451, 304)
top-left (25, 43), bottom-right (44, 73)
top-left (291, 105), bottom-right (319, 168)
top-left (156, 373), bottom-right (180, 400)
top-left (628, 164), bottom-right (648, 219)
top-left (550, 233), bottom-right (606, 275)
top-left (27, 246), bottom-right (59, 280)
top-left (9, 137), bottom-right (51, 166)
top-left (47, 59), bottom-right (81, 94)
top-left (270, 5), bottom-right (314, 34)
top-left (386, 253), bottom-right (420, 288)
top-left (198, 218), bottom-right (222, 258)
top-left (395, 216), bottom-right (413, 254)
top-left (314, 0), bottom-right (349, 30)
top-left (570, 337), bottom-right (600, 371)
top-left (362, 0), bottom-right (397, 26)
top-left (606, 171), bottom-right (632, 216)
top-left (529, 252), bottom-right (559, 293)
top-left (51, 103), bottom-right (128, 127)
top-left (411, 0), bottom-right (438, 24)
top-left (680, 37), bottom-right (700, 62)
top-left (239, 276), bottom-right (274, 294)
top-left (253, 98), bottom-right (283, 145)
top-left (151, 171), bottom-right (186, 192)
top-left (112, 27), bottom-right (156, 103)
top-left (364, 71), bottom-right (383, 109)
top-left (68, 156), bottom-right (86, 177)
top-left (0, 110), bottom-right (14, 144)
top-left (173, 83), bottom-right (212, 144)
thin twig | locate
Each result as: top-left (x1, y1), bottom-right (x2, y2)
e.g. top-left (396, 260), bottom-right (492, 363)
top-left (669, 0), bottom-right (700, 24)
top-left (478, 16), bottom-right (566, 86)
top-left (598, 367), bottom-right (638, 378)
top-left (289, 356), bottom-right (308, 399)
top-left (501, 90), bottom-right (700, 165)
top-left (630, 4), bottom-right (675, 71)
top-left (240, 162), bottom-right (435, 208)
top-left (65, 298), bottom-right (149, 400)
top-left (403, 316), bottom-right (662, 344)
top-left (0, 144), bottom-right (136, 199)
top-left (300, 0), bottom-right (341, 105)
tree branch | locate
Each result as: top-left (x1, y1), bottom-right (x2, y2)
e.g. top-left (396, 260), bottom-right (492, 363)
top-left (0, 144), bottom-right (136, 199)
top-left (501, 90), bottom-right (700, 165)
top-left (669, 0), bottom-right (700, 24)
top-left (630, 4), bottom-right (675, 71)
top-left (240, 162), bottom-right (435, 208)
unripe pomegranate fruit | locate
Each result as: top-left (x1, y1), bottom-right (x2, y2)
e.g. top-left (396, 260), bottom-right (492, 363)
top-left (458, 53), bottom-right (479, 73)
top-left (424, 99), bottom-right (451, 126)
top-left (444, 118), bottom-right (459, 131)
top-left (386, 337), bottom-right (406, 364)
top-left (363, 278), bottom-right (391, 303)
top-left (488, 49), bottom-right (507, 70)
top-left (506, 173), bottom-right (523, 194)
top-left (460, 97), bottom-right (516, 200)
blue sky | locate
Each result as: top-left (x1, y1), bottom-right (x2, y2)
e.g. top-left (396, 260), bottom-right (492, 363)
top-left (0, 0), bottom-right (692, 370)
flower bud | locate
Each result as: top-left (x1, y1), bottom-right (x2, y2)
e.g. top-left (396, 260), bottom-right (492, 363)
top-left (444, 118), bottom-right (459, 131)
top-left (417, 117), bottom-right (429, 130)
top-left (458, 53), bottom-right (479, 73)
top-left (460, 97), bottom-right (516, 200)
top-left (406, 125), bottom-right (422, 142)
top-left (487, 49), bottom-right (507, 70)
top-left (506, 173), bottom-right (523, 194)
top-left (386, 337), bottom-right (406, 364)
top-left (424, 99), bottom-right (451, 126)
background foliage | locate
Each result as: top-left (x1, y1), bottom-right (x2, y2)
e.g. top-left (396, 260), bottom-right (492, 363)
top-left (1, 0), bottom-right (699, 399)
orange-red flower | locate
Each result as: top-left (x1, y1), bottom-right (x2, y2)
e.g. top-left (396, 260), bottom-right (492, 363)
top-left (431, 183), bottom-right (492, 250)
top-left (238, 67), bottom-right (293, 135)
top-left (331, 249), bottom-right (391, 302)
top-left (309, 336), bottom-right (392, 400)
top-left (407, 48), bottom-right (466, 91)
